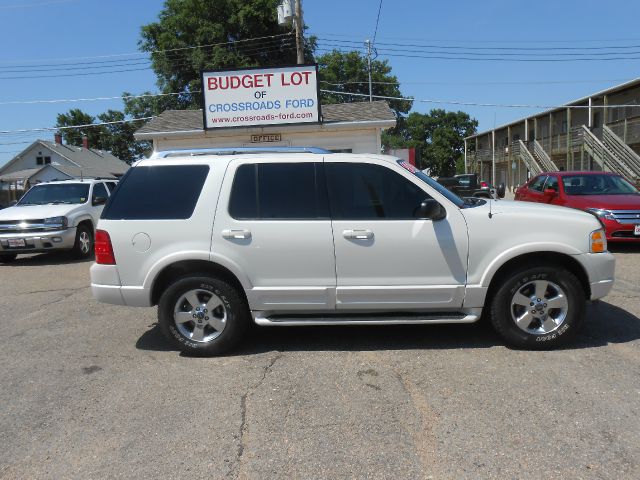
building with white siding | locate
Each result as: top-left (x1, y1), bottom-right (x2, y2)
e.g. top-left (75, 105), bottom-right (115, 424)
top-left (134, 101), bottom-right (396, 155)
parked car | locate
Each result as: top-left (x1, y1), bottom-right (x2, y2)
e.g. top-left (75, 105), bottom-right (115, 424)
top-left (515, 171), bottom-right (640, 242)
top-left (0, 178), bottom-right (118, 262)
top-left (437, 173), bottom-right (505, 200)
top-left (90, 148), bottom-right (614, 355)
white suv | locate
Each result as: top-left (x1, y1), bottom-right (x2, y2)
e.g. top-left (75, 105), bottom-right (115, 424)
top-left (90, 148), bottom-right (615, 355)
top-left (0, 178), bottom-right (117, 262)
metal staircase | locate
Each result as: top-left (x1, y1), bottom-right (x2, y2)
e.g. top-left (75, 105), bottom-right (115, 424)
top-left (513, 140), bottom-right (543, 175)
top-left (602, 125), bottom-right (640, 183)
top-left (532, 140), bottom-right (559, 171)
top-left (579, 126), bottom-right (637, 181)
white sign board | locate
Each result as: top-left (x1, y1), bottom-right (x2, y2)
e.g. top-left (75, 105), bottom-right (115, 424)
top-left (201, 65), bottom-right (320, 129)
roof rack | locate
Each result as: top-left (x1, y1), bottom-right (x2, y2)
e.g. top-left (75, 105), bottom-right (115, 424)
top-left (153, 147), bottom-right (332, 158)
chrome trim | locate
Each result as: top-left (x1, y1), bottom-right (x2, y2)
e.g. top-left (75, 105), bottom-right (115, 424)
top-left (154, 146), bottom-right (332, 158)
top-left (0, 222), bottom-right (66, 232)
top-left (609, 209), bottom-right (640, 224)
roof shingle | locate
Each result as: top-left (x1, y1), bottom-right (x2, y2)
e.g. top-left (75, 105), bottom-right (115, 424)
top-left (135, 101), bottom-right (395, 136)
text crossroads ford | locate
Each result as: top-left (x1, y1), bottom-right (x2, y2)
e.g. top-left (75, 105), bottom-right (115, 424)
top-left (90, 148), bottom-right (615, 355)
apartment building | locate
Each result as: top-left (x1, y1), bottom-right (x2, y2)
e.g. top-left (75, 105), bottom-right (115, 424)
top-left (465, 78), bottom-right (640, 189)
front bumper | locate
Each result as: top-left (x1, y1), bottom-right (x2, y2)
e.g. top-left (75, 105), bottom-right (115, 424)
top-left (0, 227), bottom-right (77, 254)
top-left (602, 218), bottom-right (640, 242)
top-left (575, 252), bottom-right (616, 300)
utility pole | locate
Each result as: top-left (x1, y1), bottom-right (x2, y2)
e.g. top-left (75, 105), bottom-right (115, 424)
top-left (294, 0), bottom-right (304, 64)
top-left (365, 39), bottom-right (373, 102)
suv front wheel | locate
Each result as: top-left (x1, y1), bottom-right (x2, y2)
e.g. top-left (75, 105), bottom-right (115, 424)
top-left (72, 224), bottom-right (94, 259)
top-left (158, 275), bottom-right (250, 356)
top-left (489, 265), bottom-right (585, 349)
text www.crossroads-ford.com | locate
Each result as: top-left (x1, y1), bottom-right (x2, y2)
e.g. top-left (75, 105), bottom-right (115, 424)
top-left (210, 111), bottom-right (314, 124)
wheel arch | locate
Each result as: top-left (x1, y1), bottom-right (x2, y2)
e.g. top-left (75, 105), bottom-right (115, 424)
top-left (150, 260), bottom-right (248, 306)
top-left (485, 252), bottom-right (591, 307)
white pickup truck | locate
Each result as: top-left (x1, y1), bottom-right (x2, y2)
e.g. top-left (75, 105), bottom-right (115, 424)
top-left (0, 178), bottom-right (117, 262)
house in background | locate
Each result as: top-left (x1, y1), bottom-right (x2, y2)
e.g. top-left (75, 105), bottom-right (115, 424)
top-left (0, 134), bottom-right (129, 203)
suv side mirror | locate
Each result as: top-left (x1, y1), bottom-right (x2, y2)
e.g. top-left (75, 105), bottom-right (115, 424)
top-left (92, 196), bottom-right (107, 206)
top-left (415, 199), bottom-right (446, 221)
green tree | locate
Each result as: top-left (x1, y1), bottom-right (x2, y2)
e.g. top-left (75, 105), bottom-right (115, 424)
top-left (316, 50), bottom-right (412, 117)
top-left (55, 109), bottom-right (104, 148)
top-left (138, 0), bottom-right (315, 110)
top-left (97, 110), bottom-right (151, 163)
top-left (384, 109), bottom-right (478, 176)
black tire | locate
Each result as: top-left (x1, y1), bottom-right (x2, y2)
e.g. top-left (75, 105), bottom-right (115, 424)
top-left (489, 265), bottom-right (585, 349)
top-left (0, 253), bottom-right (17, 263)
top-left (158, 275), bottom-right (250, 356)
top-left (71, 224), bottom-right (93, 259)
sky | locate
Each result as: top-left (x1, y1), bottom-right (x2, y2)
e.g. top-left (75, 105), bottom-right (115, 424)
top-left (2, 0), bottom-right (640, 166)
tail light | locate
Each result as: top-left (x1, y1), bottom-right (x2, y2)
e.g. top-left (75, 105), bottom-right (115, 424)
top-left (480, 181), bottom-right (489, 188)
top-left (95, 229), bottom-right (116, 265)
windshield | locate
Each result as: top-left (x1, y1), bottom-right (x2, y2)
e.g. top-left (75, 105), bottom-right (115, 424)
top-left (562, 174), bottom-right (639, 195)
top-left (18, 183), bottom-right (90, 205)
top-left (397, 160), bottom-right (466, 208)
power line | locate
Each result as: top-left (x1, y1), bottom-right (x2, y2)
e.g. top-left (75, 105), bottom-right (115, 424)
top-left (313, 31), bottom-right (640, 44)
top-left (317, 36), bottom-right (640, 51)
top-left (319, 78), bottom-right (635, 86)
top-left (372, 0), bottom-right (383, 45)
top-left (0, 90), bottom-right (201, 106)
top-left (319, 89), bottom-right (639, 109)
top-left (0, 32), bottom-right (294, 66)
top-left (315, 46), bottom-right (640, 62)
top-left (0, 45), bottom-right (297, 80)
top-left (0, 0), bottom-right (77, 10)
top-left (0, 116), bottom-right (155, 136)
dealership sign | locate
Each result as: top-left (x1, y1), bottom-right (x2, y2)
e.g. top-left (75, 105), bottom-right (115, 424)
top-left (201, 65), bottom-right (320, 129)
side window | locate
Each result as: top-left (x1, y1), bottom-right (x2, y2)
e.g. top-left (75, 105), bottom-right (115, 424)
top-left (92, 182), bottom-right (108, 202)
top-left (326, 163), bottom-right (430, 220)
top-left (102, 165), bottom-right (209, 220)
top-left (544, 176), bottom-right (559, 191)
top-left (105, 182), bottom-right (117, 193)
top-left (229, 163), bottom-right (329, 220)
top-left (529, 176), bottom-right (547, 192)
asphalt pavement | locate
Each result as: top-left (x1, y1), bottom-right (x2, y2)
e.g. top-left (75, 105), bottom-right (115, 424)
top-left (0, 246), bottom-right (638, 479)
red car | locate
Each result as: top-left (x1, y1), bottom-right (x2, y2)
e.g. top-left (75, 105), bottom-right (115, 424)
top-left (515, 171), bottom-right (640, 242)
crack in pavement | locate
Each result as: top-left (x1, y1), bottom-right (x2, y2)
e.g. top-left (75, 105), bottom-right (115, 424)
top-left (234, 351), bottom-right (283, 480)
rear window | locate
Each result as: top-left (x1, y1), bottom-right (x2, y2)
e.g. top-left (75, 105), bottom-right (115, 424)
top-left (102, 165), bottom-right (209, 220)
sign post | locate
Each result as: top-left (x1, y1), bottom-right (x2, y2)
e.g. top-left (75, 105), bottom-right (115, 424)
top-left (201, 64), bottom-right (320, 130)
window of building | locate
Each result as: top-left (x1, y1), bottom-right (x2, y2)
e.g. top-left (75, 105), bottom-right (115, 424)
top-left (229, 163), bottom-right (329, 220)
top-left (325, 163), bottom-right (430, 220)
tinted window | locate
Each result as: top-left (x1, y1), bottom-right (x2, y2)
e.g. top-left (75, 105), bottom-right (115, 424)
top-left (327, 163), bottom-right (430, 219)
top-left (18, 183), bottom-right (90, 205)
top-left (102, 165), bottom-right (209, 220)
top-left (529, 176), bottom-right (547, 192)
top-left (544, 176), bottom-right (559, 191)
top-left (562, 174), bottom-right (639, 195)
top-left (105, 182), bottom-right (117, 193)
top-left (92, 183), bottom-right (108, 201)
top-left (229, 163), bottom-right (328, 220)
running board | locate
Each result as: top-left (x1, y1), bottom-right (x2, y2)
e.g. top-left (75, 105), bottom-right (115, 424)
top-left (253, 311), bottom-right (481, 326)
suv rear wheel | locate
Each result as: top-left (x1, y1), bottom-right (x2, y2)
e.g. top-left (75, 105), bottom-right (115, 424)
top-left (158, 275), bottom-right (250, 356)
top-left (489, 265), bottom-right (585, 349)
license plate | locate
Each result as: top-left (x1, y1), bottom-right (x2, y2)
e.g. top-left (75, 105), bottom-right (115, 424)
top-left (635, 225), bottom-right (640, 236)
top-left (7, 238), bottom-right (25, 248)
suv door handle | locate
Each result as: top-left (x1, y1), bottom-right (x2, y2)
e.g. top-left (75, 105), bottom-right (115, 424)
top-left (222, 229), bottom-right (251, 239)
top-left (343, 229), bottom-right (373, 240)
